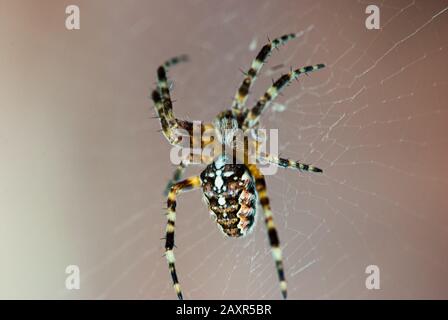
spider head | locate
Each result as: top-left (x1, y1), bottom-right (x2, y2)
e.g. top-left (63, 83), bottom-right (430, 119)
top-left (213, 110), bottom-right (240, 146)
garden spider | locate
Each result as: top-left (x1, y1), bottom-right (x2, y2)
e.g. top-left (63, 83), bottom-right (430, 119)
top-left (151, 32), bottom-right (325, 299)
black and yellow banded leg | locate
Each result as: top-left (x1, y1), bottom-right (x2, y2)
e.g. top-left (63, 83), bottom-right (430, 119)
top-left (163, 159), bottom-right (188, 196)
top-left (232, 33), bottom-right (299, 117)
top-left (157, 55), bottom-right (189, 122)
top-left (152, 55), bottom-right (194, 145)
top-left (152, 89), bottom-right (181, 145)
top-left (151, 88), bottom-right (194, 145)
top-left (247, 164), bottom-right (287, 299)
top-left (243, 63), bottom-right (325, 129)
top-left (165, 176), bottom-right (201, 300)
top-left (260, 153), bottom-right (323, 173)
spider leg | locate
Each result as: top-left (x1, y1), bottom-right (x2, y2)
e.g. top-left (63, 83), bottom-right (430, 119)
top-left (243, 63), bottom-right (325, 129)
top-left (157, 55), bottom-right (188, 118)
top-left (152, 90), bottom-right (183, 145)
top-left (247, 164), bottom-right (287, 299)
top-left (163, 159), bottom-right (189, 196)
top-left (165, 176), bottom-right (202, 300)
top-left (151, 55), bottom-right (194, 145)
top-left (259, 153), bottom-right (323, 173)
top-left (163, 142), bottom-right (217, 196)
top-left (232, 33), bottom-right (299, 118)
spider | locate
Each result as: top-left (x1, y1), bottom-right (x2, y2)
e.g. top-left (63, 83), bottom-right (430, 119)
top-left (151, 32), bottom-right (325, 299)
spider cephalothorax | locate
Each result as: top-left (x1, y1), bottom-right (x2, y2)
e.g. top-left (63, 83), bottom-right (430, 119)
top-left (151, 32), bottom-right (325, 299)
top-left (200, 155), bottom-right (257, 237)
top-left (213, 110), bottom-right (243, 146)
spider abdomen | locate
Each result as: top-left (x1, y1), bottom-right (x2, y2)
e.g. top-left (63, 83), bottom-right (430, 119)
top-left (200, 156), bottom-right (257, 237)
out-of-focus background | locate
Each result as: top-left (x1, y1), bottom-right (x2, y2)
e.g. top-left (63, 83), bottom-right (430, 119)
top-left (0, 0), bottom-right (447, 299)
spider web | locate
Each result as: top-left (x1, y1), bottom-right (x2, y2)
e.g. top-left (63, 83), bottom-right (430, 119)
top-left (4, 0), bottom-right (446, 299)
top-left (71, 0), bottom-right (447, 300)
top-left (72, 0), bottom-right (447, 300)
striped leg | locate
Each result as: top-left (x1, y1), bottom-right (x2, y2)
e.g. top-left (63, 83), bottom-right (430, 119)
top-left (260, 153), bottom-right (323, 173)
top-left (243, 63), bottom-right (325, 129)
top-left (157, 55), bottom-right (189, 122)
top-left (232, 33), bottom-right (300, 117)
top-left (151, 55), bottom-right (193, 145)
top-left (163, 143), bottom-right (217, 196)
top-left (165, 176), bottom-right (202, 300)
top-left (163, 159), bottom-right (188, 196)
top-left (152, 90), bottom-right (183, 145)
top-left (247, 164), bottom-right (287, 299)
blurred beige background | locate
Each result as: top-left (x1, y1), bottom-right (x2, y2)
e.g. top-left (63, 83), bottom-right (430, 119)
top-left (0, 0), bottom-right (447, 299)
